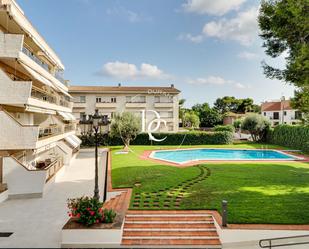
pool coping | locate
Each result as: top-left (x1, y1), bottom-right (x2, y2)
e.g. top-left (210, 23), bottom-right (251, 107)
top-left (142, 148), bottom-right (308, 166)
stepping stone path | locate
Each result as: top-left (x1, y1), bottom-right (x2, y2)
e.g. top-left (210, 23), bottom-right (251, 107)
top-left (122, 210), bottom-right (221, 248)
top-left (131, 165), bottom-right (210, 209)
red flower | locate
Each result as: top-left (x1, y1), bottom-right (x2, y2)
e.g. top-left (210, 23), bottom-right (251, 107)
top-left (96, 219), bottom-right (99, 223)
top-left (89, 211), bottom-right (95, 216)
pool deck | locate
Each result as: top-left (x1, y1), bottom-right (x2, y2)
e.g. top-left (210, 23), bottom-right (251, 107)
top-left (140, 148), bottom-right (309, 167)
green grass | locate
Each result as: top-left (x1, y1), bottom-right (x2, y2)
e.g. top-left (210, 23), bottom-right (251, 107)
top-left (110, 143), bottom-right (309, 224)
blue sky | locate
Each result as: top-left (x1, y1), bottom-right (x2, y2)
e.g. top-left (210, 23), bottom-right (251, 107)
top-left (18, 0), bottom-right (295, 107)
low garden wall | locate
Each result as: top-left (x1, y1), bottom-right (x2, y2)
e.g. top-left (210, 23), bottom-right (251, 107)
top-left (80, 131), bottom-right (234, 147)
top-left (266, 125), bottom-right (309, 153)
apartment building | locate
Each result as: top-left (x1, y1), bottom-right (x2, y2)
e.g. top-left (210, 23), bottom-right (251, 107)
top-left (69, 84), bottom-right (180, 133)
top-left (0, 0), bottom-right (80, 201)
top-left (261, 99), bottom-right (302, 126)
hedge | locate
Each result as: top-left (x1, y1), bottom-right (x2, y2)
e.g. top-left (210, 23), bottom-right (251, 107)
top-left (80, 131), bottom-right (233, 147)
top-left (266, 125), bottom-right (309, 153)
top-left (214, 125), bottom-right (235, 133)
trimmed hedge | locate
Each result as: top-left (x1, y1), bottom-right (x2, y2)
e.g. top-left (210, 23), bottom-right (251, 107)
top-left (214, 125), bottom-right (235, 133)
top-left (80, 131), bottom-right (233, 147)
top-left (266, 125), bottom-right (309, 153)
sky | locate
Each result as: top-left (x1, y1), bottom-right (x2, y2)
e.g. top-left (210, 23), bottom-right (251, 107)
top-left (17, 0), bottom-right (295, 108)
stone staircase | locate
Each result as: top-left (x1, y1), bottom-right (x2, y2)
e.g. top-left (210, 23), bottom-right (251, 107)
top-left (122, 210), bottom-right (222, 248)
top-left (103, 190), bottom-right (131, 215)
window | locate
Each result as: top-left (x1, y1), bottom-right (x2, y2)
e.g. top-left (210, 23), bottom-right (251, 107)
top-left (273, 112), bottom-right (279, 120)
top-left (284, 111), bottom-right (287, 116)
top-left (295, 111), bottom-right (302, 120)
top-left (80, 96), bottom-right (86, 103)
top-left (155, 96), bottom-right (160, 103)
top-left (167, 111), bottom-right (173, 118)
top-left (264, 112), bottom-right (266, 116)
top-left (111, 97), bottom-right (116, 103)
top-left (96, 97), bottom-right (101, 103)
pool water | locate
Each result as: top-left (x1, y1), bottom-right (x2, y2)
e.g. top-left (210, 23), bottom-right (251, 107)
top-left (150, 149), bottom-right (298, 164)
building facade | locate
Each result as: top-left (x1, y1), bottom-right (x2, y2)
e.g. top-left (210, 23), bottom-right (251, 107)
top-left (261, 99), bottom-right (302, 126)
top-left (0, 0), bottom-right (80, 201)
top-left (69, 84), bottom-right (180, 133)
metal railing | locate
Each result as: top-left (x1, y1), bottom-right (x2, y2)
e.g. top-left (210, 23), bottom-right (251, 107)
top-left (22, 46), bottom-right (50, 72)
top-left (64, 124), bottom-right (75, 133)
top-left (259, 234), bottom-right (309, 248)
top-left (38, 125), bottom-right (62, 139)
top-left (31, 87), bottom-right (71, 108)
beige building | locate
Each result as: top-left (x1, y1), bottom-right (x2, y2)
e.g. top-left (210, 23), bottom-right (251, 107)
top-left (261, 99), bottom-right (302, 126)
top-left (0, 0), bottom-right (80, 201)
top-left (69, 84), bottom-right (180, 133)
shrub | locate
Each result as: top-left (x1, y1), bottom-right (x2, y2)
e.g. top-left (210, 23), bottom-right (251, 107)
top-left (67, 197), bottom-right (116, 226)
top-left (233, 118), bottom-right (243, 129)
top-left (214, 125), bottom-right (235, 133)
top-left (242, 114), bottom-right (270, 142)
top-left (266, 125), bottom-right (309, 152)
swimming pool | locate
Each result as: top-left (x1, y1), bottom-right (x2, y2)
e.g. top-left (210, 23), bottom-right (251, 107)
top-left (150, 148), bottom-right (301, 164)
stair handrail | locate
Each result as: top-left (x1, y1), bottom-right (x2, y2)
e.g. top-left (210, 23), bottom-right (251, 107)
top-left (259, 234), bottom-right (309, 248)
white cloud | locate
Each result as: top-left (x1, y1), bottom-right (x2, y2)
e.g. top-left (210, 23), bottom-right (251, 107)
top-left (177, 33), bottom-right (204, 43)
top-left (106, 6), bottom-right (151, 23)
top-left (187, 76), bottom-right (249, 89)
top-left (202, 7), bottom-right (259, 45)
top-left (238, 51), bottom-right (260, 60)
top-left (100, 61), bottom-right (169, 80)
top-left (187, 76), bottom-right (234, 85)
top-left (182, 0), bottom-right (246, 16)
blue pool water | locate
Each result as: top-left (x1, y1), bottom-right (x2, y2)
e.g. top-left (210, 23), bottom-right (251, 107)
top-left (151, 149), bottom-right (297, 164)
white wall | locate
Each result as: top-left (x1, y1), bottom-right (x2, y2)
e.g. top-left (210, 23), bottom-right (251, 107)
top-left (0, 110), bottom-right (39, 150)
top-left (72, 92), bottom-right (179, 132)
top-left (3, 157), bottom-right (47, 198)
top-left (0, 68), bottom-right (32, 105)
top-left (263, 110), bottom-right (301, 126)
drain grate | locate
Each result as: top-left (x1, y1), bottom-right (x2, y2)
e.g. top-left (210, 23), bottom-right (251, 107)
top-left (0, 232), bottom-right (13, 237)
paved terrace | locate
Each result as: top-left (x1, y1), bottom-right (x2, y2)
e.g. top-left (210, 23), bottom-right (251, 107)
top-left (0, 149), bottom-right (107, 248)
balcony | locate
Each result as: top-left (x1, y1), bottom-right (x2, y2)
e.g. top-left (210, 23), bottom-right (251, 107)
top-left (0, 109), bottom-right (40, 150)
top-left (125, 102), bottom-right (147, 108)
top-left (73, 102), bottom-right (87, 108)
top-left (0, 31), bottom-right (68, 91)
top-left (154, 102), bottom-right (174, 108)
top-left (95, 102), bottom-right (117, 108)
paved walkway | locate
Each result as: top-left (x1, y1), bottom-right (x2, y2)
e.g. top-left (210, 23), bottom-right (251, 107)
top-left (0, 149), bottom-right (107, 248)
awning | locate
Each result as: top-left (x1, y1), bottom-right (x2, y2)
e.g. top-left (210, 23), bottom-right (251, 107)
top-left (25, 105), bottom-right (56, 115)
top-left (21, 63), bottom-right (55, 89)
top-left (64, 135), bottom-right (81, 148)
top-left (58, 111), bottom-right (76, 121)
top-left (55, 85), bottom-right (73, 99)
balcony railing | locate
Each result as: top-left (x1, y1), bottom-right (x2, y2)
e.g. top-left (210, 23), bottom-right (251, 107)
top-left (22, 46), bottom-right (50, 72)
top-left (55, 70), bottom-right (68, 86)
top-left (31, 87), bottom-right (71, 108)
top-left (31, 87), bottom-right (57, 104)
top-left (64, 124), bottom-right (75, 133)
top-left (38, 125), bottom-right (62, 139)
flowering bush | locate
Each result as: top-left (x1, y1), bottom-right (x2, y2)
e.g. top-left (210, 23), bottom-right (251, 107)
top-left (67, 196), bottom-right (116, 226)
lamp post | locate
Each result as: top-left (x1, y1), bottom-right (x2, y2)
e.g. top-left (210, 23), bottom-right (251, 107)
top-left (80, 109), bottom-right (110, 200)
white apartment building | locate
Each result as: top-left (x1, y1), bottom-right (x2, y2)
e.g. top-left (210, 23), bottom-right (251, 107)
top-left (69, 84), bottom-right (180, 133)
top-left (0, 0), bottom-right (81, 201)
top-left (261, 99), bottom-right (302, 126)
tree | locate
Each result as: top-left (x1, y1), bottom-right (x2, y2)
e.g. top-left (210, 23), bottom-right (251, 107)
top-left (214, 96), bottom-right (259, 114)
top-left (183, 112), bottom-right (200, 128)
top-left (258, 0), bottom-right (309, 119)
top-left (199, 108), bottom-right (222, 127)
top-left (110, 112), bottom-right (141, 151)
top-left (242, 114), bottom-right (271, 142)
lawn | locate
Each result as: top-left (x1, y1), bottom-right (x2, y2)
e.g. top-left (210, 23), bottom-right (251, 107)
top-left (110, 143), bottom-right (309, 224)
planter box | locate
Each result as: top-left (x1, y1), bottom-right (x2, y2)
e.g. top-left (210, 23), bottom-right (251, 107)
top-left (61, 216), bottom-right (123, 248)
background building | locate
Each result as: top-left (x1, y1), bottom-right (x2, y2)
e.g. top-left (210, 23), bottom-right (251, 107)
top-left (0, 0), bottom-right (80, 201)
top-left (69, 84), bottom-right (180, 133)
top-left (261, 99), bottom-right (302, 126)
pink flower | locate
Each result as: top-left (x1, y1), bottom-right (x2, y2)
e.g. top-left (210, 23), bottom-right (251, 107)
top-left (96, 219), bottom-right (100, 223)
top-left (89, 211), bottom-right (95, 216)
